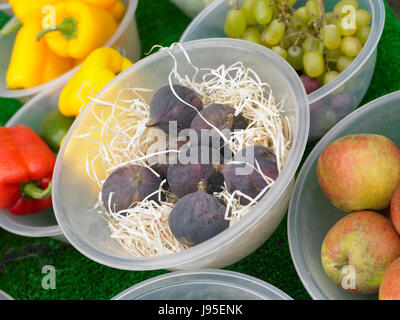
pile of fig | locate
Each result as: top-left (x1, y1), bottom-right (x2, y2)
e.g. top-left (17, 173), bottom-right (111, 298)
top-left (101, 84), bottom-right (281, 247)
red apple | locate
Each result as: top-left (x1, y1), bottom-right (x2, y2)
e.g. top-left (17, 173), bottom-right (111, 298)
top-left (390, 184), bottom-right (400, 234)
top-left (321, 211), bottom-right (400, 294)
top-left (379, 257), bottom-right (400, 300)
top-left (317, 134), bottom-right (400, 212)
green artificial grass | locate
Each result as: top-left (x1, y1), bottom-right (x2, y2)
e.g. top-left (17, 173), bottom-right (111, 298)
top-left (0, 0), bottom-right (399, 301)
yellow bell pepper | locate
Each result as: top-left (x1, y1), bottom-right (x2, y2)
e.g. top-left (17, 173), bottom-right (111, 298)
top-left (6, 23), bottom-right (47, 89)
top-left (42, 49), bottom-right (74, 84)
top-left (79, 0), bottom-right (117, 10)
top-left (6, 0), bottom-right (74, 89)
top-left (67, 0), bottom-right (126, 22)
top-left (58, 47), bottom-right (133, 117)
top-left (9, 0), bottom-right (62, 22)
top-left (37, 1), bottom-right (118, 60)
top-left (109, 0), bottom-right (126, 22)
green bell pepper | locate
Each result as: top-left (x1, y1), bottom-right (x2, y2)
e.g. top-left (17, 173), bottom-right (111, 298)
top-left (39, 109), bottom-right (75, 152)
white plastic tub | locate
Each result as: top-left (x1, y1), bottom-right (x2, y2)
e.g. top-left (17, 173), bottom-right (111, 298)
top-left (0, 3), bottom-right (12, 16)
top-left (180, 0), bottom-right (385, 142)
top-left (0, 289), bottom-right (13, 300)
top-left (288, 91), bottom-right (400, 300)
top-left (0, 0), bottom-right (141, 101)
top-left (170, 0), bottom-right (214, 18)
top-left (53, 38), bottom-right (309, 270)
top-left (0, 84), bottom-right (67, 242)
top-left (113, 269), bottom-right (292, 300)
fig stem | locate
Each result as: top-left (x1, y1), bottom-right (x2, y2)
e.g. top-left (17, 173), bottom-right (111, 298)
top-left (198, 181), bottom-right (207, 191)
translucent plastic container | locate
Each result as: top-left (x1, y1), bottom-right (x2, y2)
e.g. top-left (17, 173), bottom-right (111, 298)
top-left (0, 85), bottom-right (67, 242)
top-left (0, 289), bottom-right (13, 300)
top-left (0, 0), bottom-right (141, 101)
top-left (112, 269), bottom-right (292, 300)
top-left (170, 0), bottom-right (214, 18)
top-left (53, 38), bottom-right (309, 270)
top-left (288, 90), bottom-right (400, 300)
top-left (0, 3), bottom-right (12, 16)
top-left (180, 0), bottom-right (385, 142)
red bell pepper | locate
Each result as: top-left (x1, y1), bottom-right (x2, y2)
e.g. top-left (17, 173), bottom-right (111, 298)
top-left (0, 125), bottom-right (56, 215)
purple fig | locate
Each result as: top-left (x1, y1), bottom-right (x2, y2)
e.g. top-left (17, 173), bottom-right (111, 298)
top-left (216, 145), bottom-right (279, 205)
top-left (190, 104), bottom-right (247, 157)
top-left (102, 165), bottom-right (162, 213)
top-left (168, 181), bottom-right (229, 246)
top-left (167, 144), bottom-right (224, 198)
top-left (190, 103), bottom-right (247, 137)
top-left (148, 85), bottom-right (203, 134)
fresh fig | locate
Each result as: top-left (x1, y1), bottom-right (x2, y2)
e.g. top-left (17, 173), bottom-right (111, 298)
top-left (168, 181), bottom-right (229, 246)
top-left (101, 165), bottom-right (162, 213)
top-left (190, 104), bottom-right (247, 154)
top-left (191, 103), bottom-right (247, 137)
top-left (167, 144), bottom-right (224, 198)
top-left (216, 145), bottom-right (279, 205)
top-left (147, 85), bottom-right (203, 134)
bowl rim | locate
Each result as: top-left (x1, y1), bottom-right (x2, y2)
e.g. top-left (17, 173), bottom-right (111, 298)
top-left (179, 0), bottom-right (386, 105)
top-left (111, 269), bottom-right (293, 300)
top-left (0, 3), bottom-right (10, 10)
top-left (287, 90), bottom-right (400, 300)
top-left (53, 37), bottom-right (310, 270)
top-left (0, 289), bottom-right (14, 300)
top-left (0, 0), bottom-right (139, 99)
top-left (0, 86), bottom-right (64, 238)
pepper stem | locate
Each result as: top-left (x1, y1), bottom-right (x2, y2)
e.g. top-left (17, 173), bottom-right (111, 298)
top-left (21, 181), bottom-right (52, 200)
top-left (36, 17), bottom-right (78, 41)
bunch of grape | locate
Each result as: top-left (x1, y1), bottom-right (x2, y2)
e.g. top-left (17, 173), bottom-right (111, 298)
top-left (224, 0), bottom-right (371, 94)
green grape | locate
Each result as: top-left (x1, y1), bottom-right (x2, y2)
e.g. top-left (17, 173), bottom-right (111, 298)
top-left (337, 55), bottom-right (354, 72)
top-left (288, 13), bottom-right (309, 33)
top-left (287, 45), bottom-right (303, 70)
top-left (324, 12), bottom-right (339, 25)
top-left (323, 71), bottom-right (340, 85)
top-left (356, 9), bottom-right (371, 28)
top-left (302, 37), bottom-right (324, 54)
top-left (305, 0), bottom-right (322, 20)
top-left (303, 50), bottom-right (325, 78)
top-left (356, 25), bottom-right (370, 45)
top-left (271, 46), bottom-right (288, 60)
top-left (254, 0), bottom-right (273, 25)
top-left (340, 36), bottom-right (362, 57)
top-left (336, 16), bottom-right (357, 36)
top-left (322, 24), bottom-right (341, 50)
top-left (262, 19), bottom-right (286, 46)
top-left (294, 7), bottom-right (310, 24)
top-left (224, 8), bottom-right (247, 38)
top-left (277, 0), bottom-right (297, 4)
top-left (242, 0), bottom-right (258, 25)
top-left (333, 0), bottom-right (358, 16)
top-left (241, 26), bottom-right (261, 44)
top-left (326, 49), bottom-right (342, 60)
top-left (281, 27), bottom-right (297, 48)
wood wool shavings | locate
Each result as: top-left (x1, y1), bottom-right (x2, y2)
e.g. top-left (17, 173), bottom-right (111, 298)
top-left (79, 45), bottom-right (292, 257)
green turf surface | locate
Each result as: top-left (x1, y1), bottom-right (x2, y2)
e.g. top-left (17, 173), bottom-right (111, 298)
top-left (0, 0), bottom-right (399, 300)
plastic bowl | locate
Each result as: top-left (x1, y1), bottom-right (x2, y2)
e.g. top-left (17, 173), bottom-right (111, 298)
top-left (0, 0), bottom-right (141, 101)
top-left (0, 84), bottom-right (67, 242)
top-left (0, 3), bottom-right (12, 16)
top-left (112, 269), bottom-right (292, 300)
top-left (53, 38), bottom-right (309, 270)
top-left (180, 0), bottom-right (385, 142)
top-left (170, 0), bottom-right (214, 18)
top-left (288, 90), bottom-right (400, 300)
top-left (0, 289), bottom-right (13, 300)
